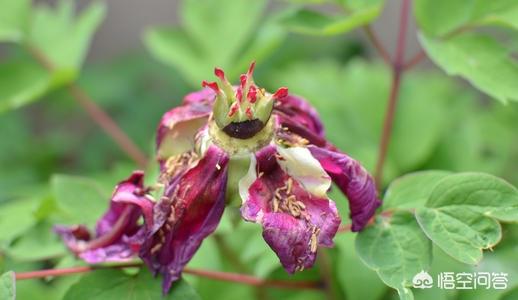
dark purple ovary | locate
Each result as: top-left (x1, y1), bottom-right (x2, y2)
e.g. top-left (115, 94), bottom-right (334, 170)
top-left (222, 119), bottom-right (265, 139)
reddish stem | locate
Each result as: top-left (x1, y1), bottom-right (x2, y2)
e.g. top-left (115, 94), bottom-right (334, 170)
top-left (78, 206), bottom-right (133, 252)
top-left (14, 263), bottom-right (322, 291)
top-left (26, 45), bottom-right (148, 168)
top-left (374, 0), bottom-right (411, 189)
top-left (403, 49), bottom-right (427, 70)
top-left (363, 26), bottom-right (392, 65)
top-left (337, 223), bottom-right (352, 233)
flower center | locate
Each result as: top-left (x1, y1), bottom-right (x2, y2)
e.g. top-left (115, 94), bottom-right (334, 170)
top-left (202, 62), bottom-right (288, 140)
top-left (208, 116), bottom-right (275, 155)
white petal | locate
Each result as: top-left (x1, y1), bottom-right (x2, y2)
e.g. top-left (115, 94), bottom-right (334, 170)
top-left (238, 153), bottom-right (257, 204)
top-left (276, 146), bottom-right (331, 197)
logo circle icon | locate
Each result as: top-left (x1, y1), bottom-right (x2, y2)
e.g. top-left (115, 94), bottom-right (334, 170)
top-left (413, 270), bottom-right (433, 289)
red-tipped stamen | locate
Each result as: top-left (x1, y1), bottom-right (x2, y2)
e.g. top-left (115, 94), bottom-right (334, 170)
top-left (228, 102), bottom-right (240, 117)
top-left (248, 85), bottom-right (258, 103)
top-left (240, 74), bottom-right (248, 88)
top-left (272, 87), bottom-right (288, 99)
top-left (247, 61), bottom-right (256, 77)
top-left (202, 80), bottom-right (220, 93)
top-left (214, 68), bottom-right (225, 80)
top-left (236, 88), bottom-right (243, 103)
top-left (245, 107), bottom-right (254, 119)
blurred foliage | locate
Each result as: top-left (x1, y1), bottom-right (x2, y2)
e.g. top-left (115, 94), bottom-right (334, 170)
top-left (415, 0), bottom-right (518, 103)
top-left (0, 0), bottom-right (517, 300)
top-left (144, 0), bottom-right (285, 86)
top-left (280, 0), bottom-right (384, 36)
top-left (0, 0), bottom-right (105, 112)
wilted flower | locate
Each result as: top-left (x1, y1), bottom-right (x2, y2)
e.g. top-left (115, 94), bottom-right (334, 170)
top-left (57, 62), bottom-right (380, 293)
top-left (55, 171), bottom-right (154, 263)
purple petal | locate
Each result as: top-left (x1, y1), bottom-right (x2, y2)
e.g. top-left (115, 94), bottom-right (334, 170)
top-left (156, 99), bottom-right (212, 162)
top-left (96, 171), bottom-right (153, 236)
top-left (241, 146), bottom-right (340, 273)
top-left (140, 146), bottom-right (229, 293)
top-left (55, 171), bottom-right (154, 263)
top-left (274, 94), bottom-right (327, 147)
top-left (183, 88), bottom-right (216, 105)
top-left (308, 146), bottom-right (380, 231)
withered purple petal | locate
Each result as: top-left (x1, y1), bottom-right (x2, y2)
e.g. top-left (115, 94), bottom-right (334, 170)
top-left (156, 100), bottom-right (212, 163)
top-left (308, 146), bottom-right (380, 231)
top-left (241, 146), bottom-right (340, 273)
top-left (140, 146), bottom-right (229, 293)
top-left (55, 171), bottom-right (154, 263)
top-left (183, 88), bottom-right (216, 105)
top-left (273, 95), bottom-right (327, 147)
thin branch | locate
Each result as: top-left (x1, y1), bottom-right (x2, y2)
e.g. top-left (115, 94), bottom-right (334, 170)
top-left (26, 45), bottom-right (149, 168)
top-left (363, 26), bottom-right (392, 65)
top-left (403, 49), bottom-right (426, 70)
top-left (374, 0), bottom-right (411, 189)
top-left (402, 23), bottom-right (475, 71)
top-left (14, 262), bottom-right (323, 291)
top-left (337, 223), bottom-right (352, 233)
top-left (183, 267), bottom-right (323, 290)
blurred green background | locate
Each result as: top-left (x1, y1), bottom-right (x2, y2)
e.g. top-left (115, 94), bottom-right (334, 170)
top-left (1, 0), bottom-right (517, 299)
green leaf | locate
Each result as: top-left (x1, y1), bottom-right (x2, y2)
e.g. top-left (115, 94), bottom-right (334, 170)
top-left (478, 4), bottom-right (518, 31)
top-left (501, 286), bottom-right (518, 300)
top-left (0, 271), bottom-right (15, 300)
top-left (280, 0), bottom-right (383, 36)
top-left (426, 173), bottom-right (518, 222)
top-left (356, 211), bottom-right (432, 300)
top-left (6, 221), bottom-right (66, 261)
top-left (0, 0), bottom-right (30, 42)
top-left (416, 207), bottom-right (501, 265)
top-left (279, 9), bottom-right (371, 36)
top-left (0, 1), bottom-right (105, 112)
top-left (29, 0), bottom-right (106, 71)
top-left (419, 33), bottom-right (518, 103)
top-left (0, 198), bottom-right (38, 246)
top-left (51, 174), bottom-right (110, 226)
top-left (415, 173), bottom-right (518, 264)
top-left (414, 0), bottom-right (518, 36)
top-left (63, 269), bottom-right (200, 300)
top-left (383, 171), bottom-right (452, 209)
top-left (144, 0), bottom-right (284, 86)
top-left (0, 59), bottom-right (52, 113)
